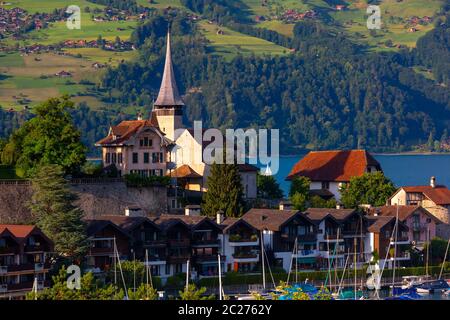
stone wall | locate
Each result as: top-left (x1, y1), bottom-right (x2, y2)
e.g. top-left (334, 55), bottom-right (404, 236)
top-left (0, 180), bottom-right (168, 223)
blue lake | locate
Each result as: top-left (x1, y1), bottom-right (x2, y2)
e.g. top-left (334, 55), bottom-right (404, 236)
top-left (271, 154), bottom-right (450, 197)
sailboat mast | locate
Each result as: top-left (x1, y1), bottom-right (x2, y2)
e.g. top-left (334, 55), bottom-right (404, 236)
top-left (295, 237), bottom-right (298, 284)
top-left (354, 237), bottom-right (357, 300)
top-left (218, 254), bottom-right (223, 300)
top-left (186, 259), bottom-right (190, 291)
top-left (261, 231), bottom-right (266, 290)
top-left (426, 225), bottom-right (430, 276)
top-left (391, 205), bottom-right (399, 294)
top-left (439, 238), bottom-right (450, 279)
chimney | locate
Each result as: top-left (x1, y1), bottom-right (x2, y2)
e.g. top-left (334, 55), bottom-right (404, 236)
top-left (185, 205), bottom-right (201, 216)
top-left (336, 203), bottom-right (342, 210)
top-left (125, 206), bottom-right (144, 217)
top-left (137, 112), bottom-right (143, 121)
top-left (279, 200), bottom-right (293, 211)
top-left (430, 176), bottom-right (436, 188)
top-left (216, 210), bottom-right (224, 224)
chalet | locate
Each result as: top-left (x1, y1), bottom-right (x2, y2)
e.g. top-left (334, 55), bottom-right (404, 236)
top-left (388, 177), bottom-right (450, 225)
top-left (0, 224), bottom-right (53, 299)
top-left (286, 150), bottom-right (382, 201)
top-left (369, 206), bottom-right (441, 245)
top-left (85, 220), bottom-right (131, 272)
top-left (366, 215), bottom-right (410, 268)
top-left (218, 216), bottom-right (260, 273)
top-left (242, 208), bottom-right (316, 271)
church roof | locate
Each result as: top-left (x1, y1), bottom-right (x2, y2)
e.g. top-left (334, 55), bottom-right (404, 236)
top-left (170, 164), bottom-right (202, 179)
top-left (154, 31), bottom-right (185, 107)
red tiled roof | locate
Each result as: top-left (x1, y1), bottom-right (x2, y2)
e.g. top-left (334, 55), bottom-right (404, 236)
top-left (401, 185), bottom-right (450, 205)
top-left (286, 150), bottom-right (381, 182)
top-left (95, 118), bottom-right (163, 146)
top-left (0, 224), bottom-right (36, 239)
top-left (170, 165), bottom-right (202, 179)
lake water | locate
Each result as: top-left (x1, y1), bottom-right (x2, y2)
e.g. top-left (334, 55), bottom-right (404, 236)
top-left (270, 154), bottom-right (450, 197)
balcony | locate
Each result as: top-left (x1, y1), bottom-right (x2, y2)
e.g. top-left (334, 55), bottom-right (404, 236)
top-left (232, 252), bottom-right (259, 262)
top-left (192, 239), bottom-right (220, 248)
top-left (194, 254), bottom-right (223, 263)
top-left (167, 254), bottom-right (190, 264)
top-left (0, 266), bottom-right (7, 275)
top-left (281, 233), bottom-right (317, 242)
top-left (168, 239), bottom-right (190, 247)
top-left (0, 284), bottom-right (7, 293)
top-left (142, 239), bottom-right (167, 247)
top-left (6, 280), bottom-right (50, 292)
top-left (0, 247), bottom-right (17, 255)
top-left (293, 249), bottom-right (318, 258)
top-left (24, 245), bottom-right (47, 252)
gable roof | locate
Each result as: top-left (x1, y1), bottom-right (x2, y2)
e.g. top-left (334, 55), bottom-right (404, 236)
top-left (398, 185), bottom-right (450, 205)
top-left (93, 215), bottom-right (161, 232)
top-left (286, 150), bottom-right (381, 182)
top-left (150, 214), bottom-right (222, 232)
top-left (85, 220), bottom-right (130, 238)
top-left (302, 208), bottom-right (357, 224)
top-left (220, 217), bottom-right (258, 233)
top-left (170, 165), bottom-right (202, 179)
top-left (95, 120), bottom-right (169, 147)
top-left (0, 224), bottom-right (53, 245)
top-left (154, 31), bottom-right (185, 107)
top-left (366, 216), bottom-right (396, 233)
top-left (370, 206), bottom-right (442, 224)
top-left (242, 209), bottom-right (303, 232)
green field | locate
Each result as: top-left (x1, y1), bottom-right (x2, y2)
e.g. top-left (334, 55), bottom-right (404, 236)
top-left (0, 52), bottom-right (109, 110)
top-left (199, 21), bottom-right (288, 59)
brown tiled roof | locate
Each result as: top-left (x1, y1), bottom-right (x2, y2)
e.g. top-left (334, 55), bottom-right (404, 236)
top-left (94, 215), bottom-right (161, 232)
top-left (151, 214), bottom-right (221, 231)
top-left (95, 120), bottom-right (166, 146)
top-left (366, 216), bottom-right (396, 233)
top-left (286, 150), bottom-right (381, 181)
top-left (170, 165), bottom-right (202, 179)
top-left (220, 217), bottom-right (258, 233)
top-left (303, 208), bottom-right (357, 223)
top-left (154, 31), bottom-right (185, 107)
top-left (370, 206), bottom-right (442, 224)
top-left (85, 220), bottom-right (130, 238)
top-left (401, 185), bottom-right (450, 205)
top-left (242, 209), bottom-right (299, 232)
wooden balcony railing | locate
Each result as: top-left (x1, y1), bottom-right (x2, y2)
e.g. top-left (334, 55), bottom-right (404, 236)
top-left (168, 239), bottom-right (190, 247)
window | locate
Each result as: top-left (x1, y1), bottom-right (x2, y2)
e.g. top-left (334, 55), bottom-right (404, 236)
top-left (111, 153), bottom-right (117, 164)
top-left (132, 153), bottom-right (138, 164)
top-left (321, 181), bottom-right (330, 190)
top-left (105, 153), bottom-right (111, 164)
top-left (152, 152), bottom-right (163, 163)
top-left (118, 153), bottom-right (123, 164)
top-left (144, 152), bottom-right (149, 164)
top-left (165, 264), bottom-right (171, 275)
top-left (0, 239), bottom-right (5, 247)
top-left (140, 137), bottom-right (153, 147)
top-left (175, 264), bottom-right (183, 274)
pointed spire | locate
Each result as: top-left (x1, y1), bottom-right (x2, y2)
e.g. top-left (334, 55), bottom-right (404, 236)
top-left (154, 28), bottom-right (185, 107)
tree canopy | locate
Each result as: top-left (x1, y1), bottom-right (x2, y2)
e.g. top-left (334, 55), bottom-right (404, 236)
top-left (339, 171), bottom-right (397, 208)
top-left (1, 97), bottom-right (87, 177)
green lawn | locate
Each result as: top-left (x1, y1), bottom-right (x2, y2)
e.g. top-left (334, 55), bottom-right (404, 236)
top-left (199, 21), bottom-right (288, 60)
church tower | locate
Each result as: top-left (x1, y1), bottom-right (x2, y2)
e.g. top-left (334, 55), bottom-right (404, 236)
top-left (153, 30), bottom-right (185, 141)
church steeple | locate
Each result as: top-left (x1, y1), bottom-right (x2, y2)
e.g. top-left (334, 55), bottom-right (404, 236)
top-left (154, 29), bottom-right (185, 107)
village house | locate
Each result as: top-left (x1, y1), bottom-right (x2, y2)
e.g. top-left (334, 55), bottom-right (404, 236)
top-left (218, 214), bottom-right (260, 274)
top-left (286, 150), bottom-right (382, 201)
top-left (242, 208), bottom-right (317, 271)
top-left (387, 177), bottom-right (450, 238)
top-left (365, 215), bottom-right (410, 269)
top-left (0, 224), bottom-right (53, 299)
top-left (369, 206), bottom-right (441, 246)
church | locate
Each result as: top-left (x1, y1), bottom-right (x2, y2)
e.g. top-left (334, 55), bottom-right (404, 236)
top-left (96, 31), bottom-right (258, 210)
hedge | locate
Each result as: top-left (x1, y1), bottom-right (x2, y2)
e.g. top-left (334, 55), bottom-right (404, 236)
top-left (196, 265), bottom-right (450, 287)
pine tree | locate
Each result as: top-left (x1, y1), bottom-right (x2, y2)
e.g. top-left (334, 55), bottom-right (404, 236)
top-left (29, 165), bottom-right (88, 260)
top-left (202, 162), bottom-right (244, 218)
